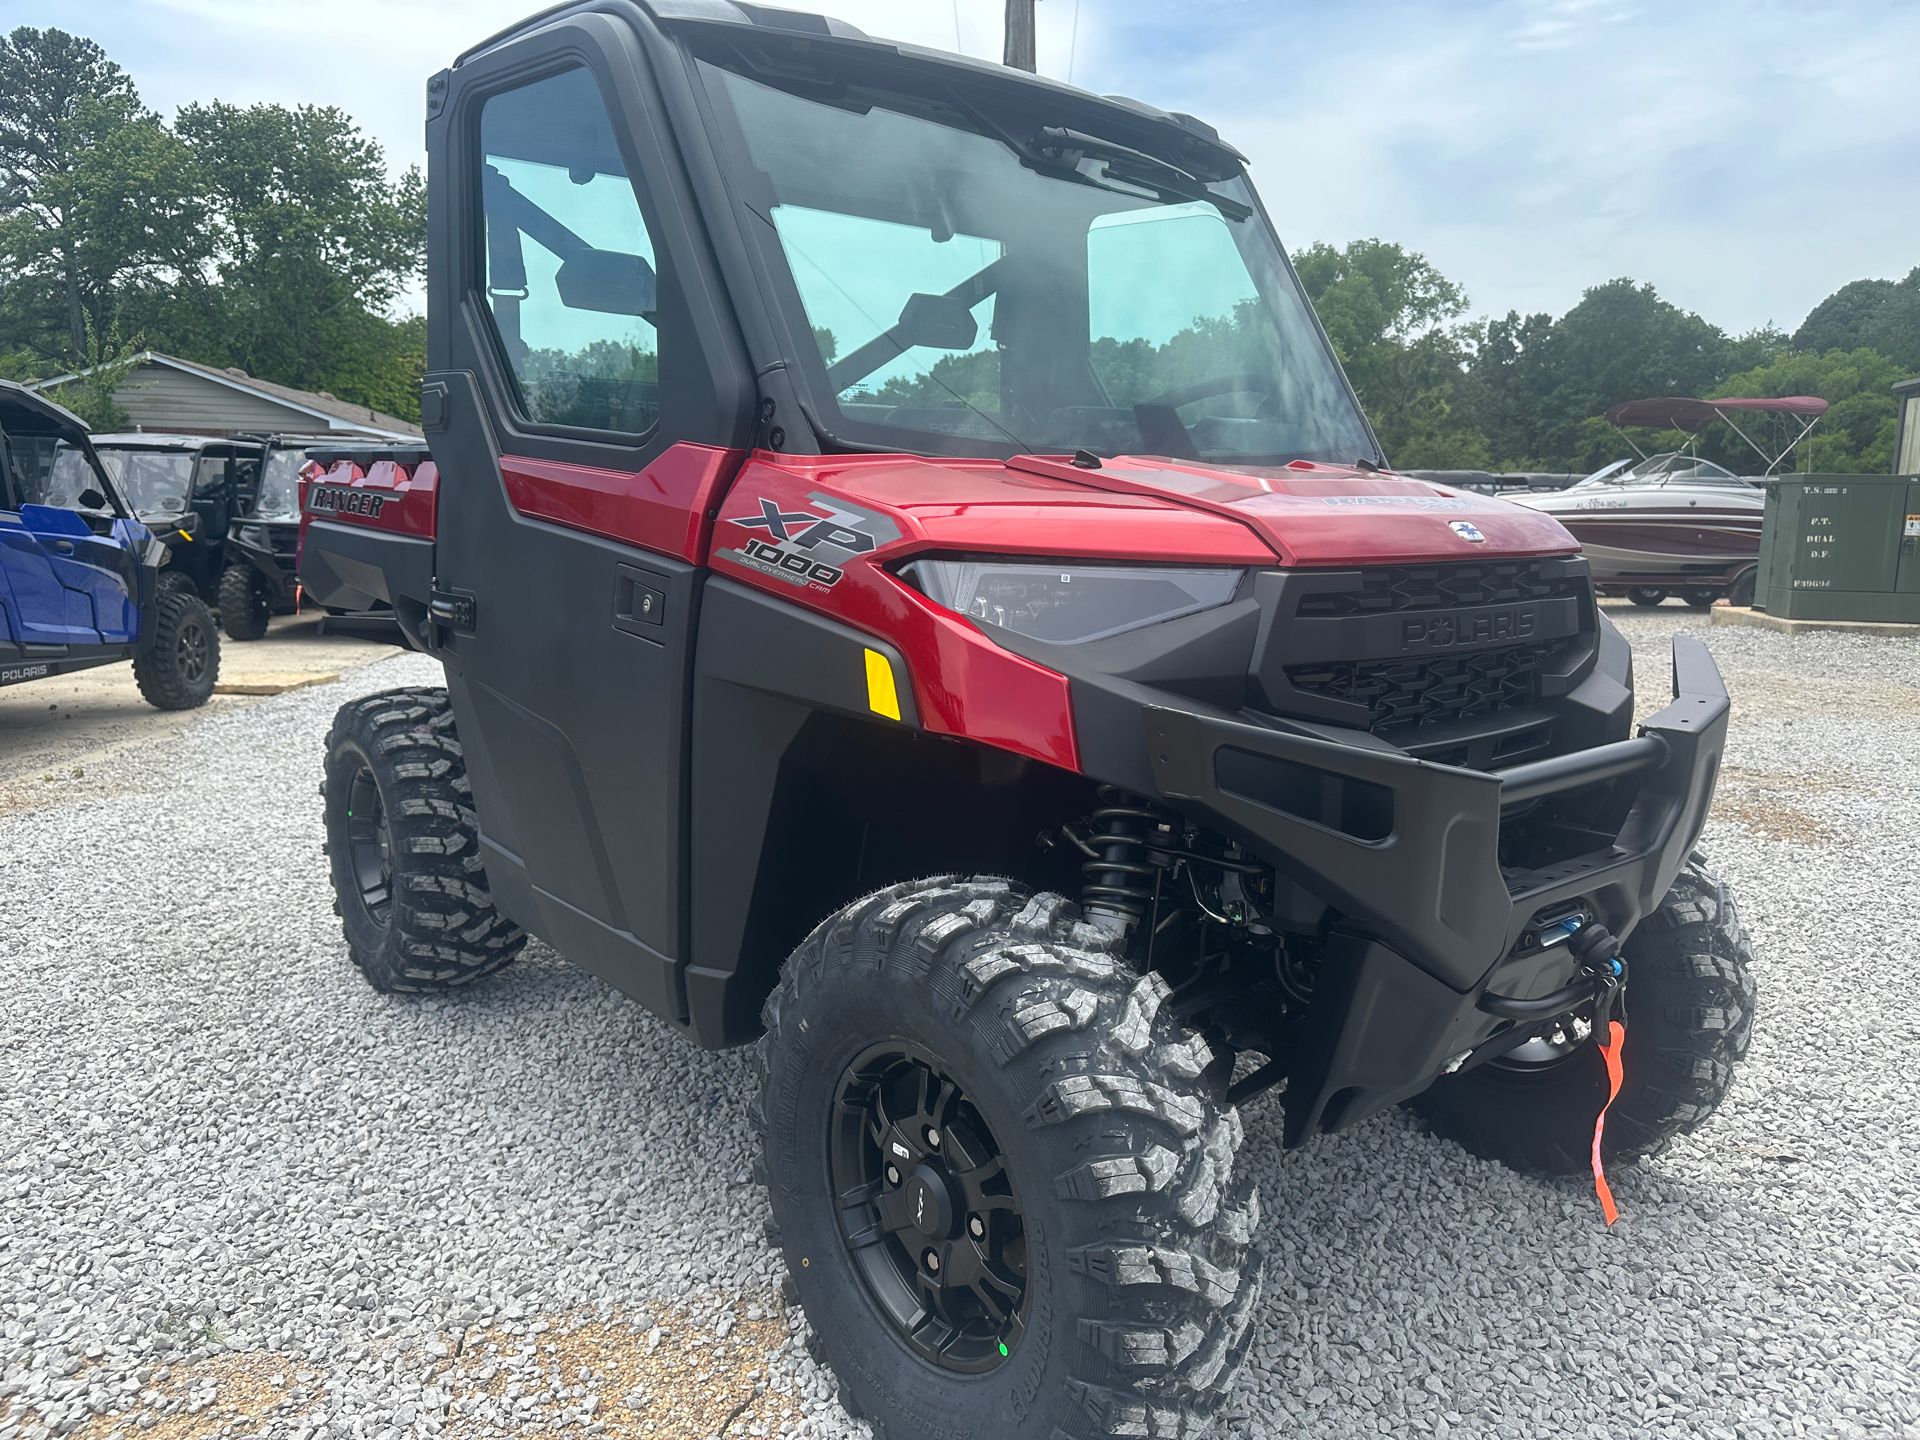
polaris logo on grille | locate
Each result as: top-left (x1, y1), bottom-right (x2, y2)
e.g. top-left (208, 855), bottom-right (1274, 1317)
top-left (1448, 520), bottom-right (1486, 543)
top-left (1401, 608), bottom-right (1537, 651)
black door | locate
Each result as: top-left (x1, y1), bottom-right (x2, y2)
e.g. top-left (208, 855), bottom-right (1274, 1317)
top-left (425, 17), bottom-right (755, 1024)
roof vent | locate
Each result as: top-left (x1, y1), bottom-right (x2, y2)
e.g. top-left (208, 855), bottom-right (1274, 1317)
top-left (225, 366), bottom-right (249, 378)
top-left (318, 391), bottom-right (336, 401)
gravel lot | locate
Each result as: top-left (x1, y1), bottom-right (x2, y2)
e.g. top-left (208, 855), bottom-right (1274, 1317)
top-left (3, 604), bottom-right (1916, 1439)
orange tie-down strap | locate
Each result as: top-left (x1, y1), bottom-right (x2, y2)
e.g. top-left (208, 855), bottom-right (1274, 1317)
top-left (1591, 1019), bottom-right (1627, 1225)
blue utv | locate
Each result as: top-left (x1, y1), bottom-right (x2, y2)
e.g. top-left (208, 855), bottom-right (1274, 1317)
top-left (0, 381), bottom-right (219, 709)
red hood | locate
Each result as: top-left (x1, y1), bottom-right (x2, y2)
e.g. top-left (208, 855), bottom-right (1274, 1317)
top-left (1006, 454), bottom-right (1579, 565)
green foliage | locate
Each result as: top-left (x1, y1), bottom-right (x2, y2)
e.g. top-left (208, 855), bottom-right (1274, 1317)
top-left (0, 26), bottom-right (423, 422)
top-left (61, 314), bottom-right (144, 429)
top-left (0, 26), bottom-right (204, 363)
top-left (161, 100), bottom-right (424, 414)
top-left (1792, 269), bottom-right (1920, 372)
top-left (1712, 347), bottom-right (1904, 474)
top-left (1293, 239), bottom-right (1480, 464)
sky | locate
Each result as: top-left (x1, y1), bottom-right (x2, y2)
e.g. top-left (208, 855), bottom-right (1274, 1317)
top-left (28, 0), bottom-right (1920, 337)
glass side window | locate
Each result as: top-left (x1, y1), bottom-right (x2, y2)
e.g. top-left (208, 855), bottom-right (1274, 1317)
top-left (772, 206), bottom-right (1004, 439)
top-left (479, 67), bottom-right (662, 435)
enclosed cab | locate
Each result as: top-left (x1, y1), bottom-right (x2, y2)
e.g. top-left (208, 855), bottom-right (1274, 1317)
top-left (298, 7), bottom-right (1756, 1434)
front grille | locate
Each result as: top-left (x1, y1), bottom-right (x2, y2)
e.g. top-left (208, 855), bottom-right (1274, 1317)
top-left (1296, 559), bottom-right (1585, 617)
top-left (1285, 643), bottom-right (1564, 735)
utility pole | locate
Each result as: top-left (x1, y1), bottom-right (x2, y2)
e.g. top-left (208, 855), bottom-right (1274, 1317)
top-left (1004, 0), bottom-right (1037, 71)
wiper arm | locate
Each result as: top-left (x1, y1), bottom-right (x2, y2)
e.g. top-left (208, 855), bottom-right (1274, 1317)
top-left (1031, 126), bottom-right (1253, 221)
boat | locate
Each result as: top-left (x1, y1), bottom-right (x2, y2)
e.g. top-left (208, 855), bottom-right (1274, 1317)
top-left (1510, 394), bottom-right (1827, 607)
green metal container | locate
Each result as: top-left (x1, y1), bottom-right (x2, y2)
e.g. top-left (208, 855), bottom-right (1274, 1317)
top-left (1757, 474), bottom-right (1920, 622)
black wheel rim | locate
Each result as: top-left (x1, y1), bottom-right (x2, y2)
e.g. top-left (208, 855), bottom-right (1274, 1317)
top-left (345, 763), bottom-right (393, 927)
top-left (829, 1042), bottom-right (1027, 1374)
top-left (177, 618), bottom-right (210, 682)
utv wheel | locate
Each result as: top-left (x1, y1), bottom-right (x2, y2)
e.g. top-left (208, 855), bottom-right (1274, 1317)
top-left (156, 568), bottom-right (198, 600)
top-left (218, 563), bottom-right (271, 640)
top-left (1683, 587), bottom-right (1719, 610)
top-left (1410, 858), bottom-right (1756, 1176)
top-left (132, 590), bottom-right (219, 710)
top-left (757, 878), bottom-right (1263, 1439)
top-left (322, 686), bottom-right (526, 992)
top-left (1626, 587), bottom-right (1668, 608)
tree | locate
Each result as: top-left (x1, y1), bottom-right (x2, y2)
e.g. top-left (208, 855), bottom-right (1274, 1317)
top-left (171, 100), bottom-right (425, 410)
top-left (1454, 310), bottom-right (1556, 468)
top-left (1292, 239), bottom-right (1478, 467)
top-left (1792, 270), bottom-right (1920, 373)
top-left (0, 27), bottom-right (203, 365)
top-left (1712, 348), bottom-right (1904, 474)
top-left (1515, 279), bottom-right (1733, 469)
top-left (60, 315), bottom-right (146, 429)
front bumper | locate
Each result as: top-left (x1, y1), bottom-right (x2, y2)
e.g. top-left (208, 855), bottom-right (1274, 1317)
top-left (1146, 634), bottom-right (1729, 1142)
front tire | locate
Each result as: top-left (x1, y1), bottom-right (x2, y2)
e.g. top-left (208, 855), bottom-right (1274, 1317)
top-left (132, 590), bottom-right (219, 710)
top-left (219, 563), bottom-right (271, 640)
top-left (1626, 587), bottom-right (1668, 608)
top-left (322, 687), bottom-right (526, 992)
top-left (1410, 859), bottom-right (1755, 1175)
top-left (758, 879), bottom-right (1262, 1439)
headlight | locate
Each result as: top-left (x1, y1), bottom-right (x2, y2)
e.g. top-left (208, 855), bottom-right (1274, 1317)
top-left (900, 558), bottom-right (1242, 644)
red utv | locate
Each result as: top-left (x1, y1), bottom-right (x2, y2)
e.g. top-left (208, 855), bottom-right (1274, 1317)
top-left (298, 7), bottom-right (1755, 1435)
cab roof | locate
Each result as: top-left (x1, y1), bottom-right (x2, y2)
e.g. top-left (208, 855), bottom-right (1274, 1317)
top-left (87, 432), bottom-right (236, 451)
top-left (455, 0), bottom-right (1240, 166)
top-left (0, 379), bottom-right (90, 443)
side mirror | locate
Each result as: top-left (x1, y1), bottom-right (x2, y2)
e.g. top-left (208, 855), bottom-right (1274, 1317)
top-left (555, 247), bottom-right (657, 318)
top-left (894, 292), bottom-right (978, 351)
top-left (78, 488), bottom-right (107, 510)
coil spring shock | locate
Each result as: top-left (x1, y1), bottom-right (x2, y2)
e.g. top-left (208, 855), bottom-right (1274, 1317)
top-left (1080, 787), bottom-right (1165, 927)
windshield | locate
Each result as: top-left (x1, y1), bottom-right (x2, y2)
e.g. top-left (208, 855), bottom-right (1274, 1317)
top-left (255, 450), bottom-right (306, 519)
top-left (701, 58), bottom-right (1375, 466)
top-left (1579, 453), bottom-right (1746, 488)
top-left (98, 449), bottom-right (195, 516)
top-left (34, 444), bottom-right (113, 509)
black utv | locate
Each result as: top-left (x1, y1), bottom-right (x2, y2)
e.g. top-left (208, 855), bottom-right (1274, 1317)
top-left (218, 433), bottom-right (340, 640)
top-left (45, 433), bottom-right (246, 607)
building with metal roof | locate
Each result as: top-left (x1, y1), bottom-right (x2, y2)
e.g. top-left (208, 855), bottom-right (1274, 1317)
top-left (27, 351), bottom-right (421, 441)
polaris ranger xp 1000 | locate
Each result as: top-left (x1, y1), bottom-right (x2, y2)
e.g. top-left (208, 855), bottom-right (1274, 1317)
top-left (299, 7), bottom-right (1756, 1435)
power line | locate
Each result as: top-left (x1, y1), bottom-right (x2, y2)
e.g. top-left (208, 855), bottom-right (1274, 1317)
top-left (951, 0), bottom-right (964, 55)
top-left (1067, 0), bottom-right (1082, 83)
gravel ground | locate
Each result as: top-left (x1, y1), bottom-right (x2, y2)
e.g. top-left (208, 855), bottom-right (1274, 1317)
top-left (2, 604), bottom-right (1916, 1439)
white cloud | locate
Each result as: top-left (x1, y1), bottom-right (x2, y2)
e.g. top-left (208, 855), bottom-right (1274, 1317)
top-left (39, 0), bottom-right (1920, 335)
